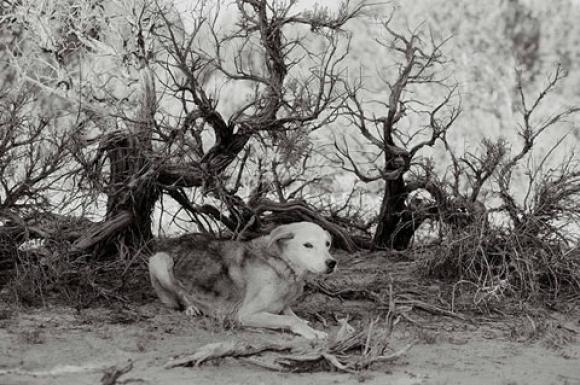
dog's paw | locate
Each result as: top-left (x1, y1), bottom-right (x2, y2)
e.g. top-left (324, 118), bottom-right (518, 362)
top-left (311, 329), bottom-right (328, 339)
top-left (292, 322), bottom-right (327, 340)
top-left (295, 317), bottom-right (309, 325)
top-left (184, 305), bottom-right (202, 317)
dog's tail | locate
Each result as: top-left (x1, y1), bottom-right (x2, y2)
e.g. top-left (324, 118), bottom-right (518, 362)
top-left (148, 252), bottom-right (181, 309)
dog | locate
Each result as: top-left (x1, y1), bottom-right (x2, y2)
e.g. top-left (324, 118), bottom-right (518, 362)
top-left (148, 222), bottom-right (337, 339)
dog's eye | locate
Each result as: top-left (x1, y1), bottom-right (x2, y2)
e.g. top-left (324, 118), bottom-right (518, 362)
top-left (325, 241), bottom-right (330, 247)
top-left (303, 242), bottom-right (313, 249)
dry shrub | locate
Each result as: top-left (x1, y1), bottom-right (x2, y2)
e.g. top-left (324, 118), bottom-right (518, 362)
top-left (420, 216), bottom-right (580, 306)
top-left (420, 131), bottom-right (580, 306)
top-left (5, 240), bottom-right (152, 308)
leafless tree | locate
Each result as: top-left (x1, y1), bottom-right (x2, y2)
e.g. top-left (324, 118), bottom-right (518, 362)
top-left (0, 82), bottom-right (86, 281)
top-left (1, 0), bottom-right (366, 258)
top-left (131, 0), bottom-right (366, 248)
top-left (497, 66), bottom-right (580, 238)
top-left (335, 17), bottom-right (461, 249)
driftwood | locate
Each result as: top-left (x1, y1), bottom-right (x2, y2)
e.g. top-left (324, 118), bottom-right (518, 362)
top-left (165, 320), bottom-right (412, 373)
top-left (256, 342), bottom-right (413, 373)
top-left (164, 341), bottom-right (295, 368)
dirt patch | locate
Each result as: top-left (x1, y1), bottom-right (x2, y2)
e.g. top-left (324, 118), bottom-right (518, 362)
top-left (1, 303), bottom-right (579, 385)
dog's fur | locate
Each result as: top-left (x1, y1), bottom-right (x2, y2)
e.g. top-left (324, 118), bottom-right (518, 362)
top-left (148, 222), bottom-right (336, 339)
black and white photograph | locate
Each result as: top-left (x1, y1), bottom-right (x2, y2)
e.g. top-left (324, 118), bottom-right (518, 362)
top-left (0, 0), bottom-right (579, 384)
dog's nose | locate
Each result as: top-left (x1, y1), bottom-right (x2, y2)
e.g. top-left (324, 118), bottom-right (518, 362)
top-left (326, 259), bottom-right (337, 270)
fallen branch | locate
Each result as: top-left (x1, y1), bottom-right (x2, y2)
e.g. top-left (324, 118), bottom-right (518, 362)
top-left (71, 211), bottom-right (133, 252)
top-left (165, 320), bottom-right (412, 373)
top-left (164, 341), bottom-right (295, 368)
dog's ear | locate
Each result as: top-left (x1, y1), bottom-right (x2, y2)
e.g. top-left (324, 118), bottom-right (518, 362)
top-left (325, 230), bottom-right (332, 246)
top-left (268, 225), bottom-right (295, 249)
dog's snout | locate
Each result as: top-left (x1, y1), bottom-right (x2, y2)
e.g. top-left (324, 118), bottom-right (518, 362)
top-left (326, 259), bottom-right (337, 270)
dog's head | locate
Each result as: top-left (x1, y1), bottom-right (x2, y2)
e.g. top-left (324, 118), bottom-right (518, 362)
top-left (268, 222), bottom-right (337, 275)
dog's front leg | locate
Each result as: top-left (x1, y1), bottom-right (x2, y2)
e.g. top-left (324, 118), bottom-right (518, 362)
top-left (238, 312), bottom-right (326, 340)
top-left (283, 307), bottom-right (309, 324)
top-left (283, 308), bottom-right (327, 339)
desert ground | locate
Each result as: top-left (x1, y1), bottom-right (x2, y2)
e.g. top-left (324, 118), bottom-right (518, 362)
top-left (0, 305), bottom-right (579, 385)
top-left (1, 252), bottom-right (579, 385)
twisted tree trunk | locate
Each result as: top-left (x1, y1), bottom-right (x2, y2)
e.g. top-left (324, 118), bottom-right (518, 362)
top-left (372, 176), bottom-right (413, 250)
top-left (103, 133), bottom-right (159, 252)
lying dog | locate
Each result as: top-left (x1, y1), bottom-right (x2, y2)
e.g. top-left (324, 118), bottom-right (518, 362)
top-left (148, 222), bottom-right (337, 339)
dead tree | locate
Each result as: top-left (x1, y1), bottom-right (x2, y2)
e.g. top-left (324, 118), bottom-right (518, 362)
top-left (139, 0), bottom-right (364, 243)
top-left (0, 79), bottom-right (80, 282)
top-left (1, 0), bottom-right (365, 258)
top-left (336, 19), bottom-right (460, 249)
top-left (498, 66), bottom-right (580, 238)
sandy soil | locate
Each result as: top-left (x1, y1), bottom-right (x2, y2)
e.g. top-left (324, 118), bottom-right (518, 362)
top-left (1, 303), bottom-right (579, 385)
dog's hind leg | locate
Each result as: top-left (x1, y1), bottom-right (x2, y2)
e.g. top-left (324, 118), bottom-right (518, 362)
top-left (149, 252), bottom-right (181, 309)
top-left (148, 252), bottom-right (213, 316)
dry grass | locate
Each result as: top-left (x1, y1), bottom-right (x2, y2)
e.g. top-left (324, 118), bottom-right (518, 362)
top-left (4, 241), bottom-right (152, 309)
top-left (418, 218), bottom-right (580, 310)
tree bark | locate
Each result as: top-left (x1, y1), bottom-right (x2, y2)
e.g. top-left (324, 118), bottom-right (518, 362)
top-left (372, 176), bottom-right (412, 250)
top-left (97, 132), bottom-right (159, 257)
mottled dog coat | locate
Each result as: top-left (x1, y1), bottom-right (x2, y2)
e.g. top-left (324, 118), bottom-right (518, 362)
top-left (149, 222), bottom-right (337, 339)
